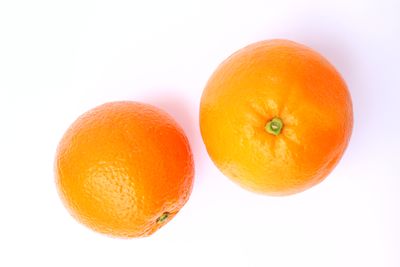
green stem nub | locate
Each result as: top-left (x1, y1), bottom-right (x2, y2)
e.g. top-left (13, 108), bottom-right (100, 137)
top-left (265, 117), bottom-right (284, 136)
top-left (157, 212), bottom-right (170, 223)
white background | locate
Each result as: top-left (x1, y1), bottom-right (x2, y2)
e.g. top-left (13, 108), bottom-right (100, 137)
top-left (0, 0), bottom-right (399, 266)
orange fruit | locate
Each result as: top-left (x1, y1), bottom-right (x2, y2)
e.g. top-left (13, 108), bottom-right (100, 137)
top-left (55, 101), bottom-right (194, 237)
top-left (200, 39), bottom-right (353, 196)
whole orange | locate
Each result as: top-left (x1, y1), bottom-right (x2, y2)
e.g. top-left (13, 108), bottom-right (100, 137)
top-left (55, 101), bottom-right (194, 237)
top-left (200, 39), bottom-right (353, 196)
